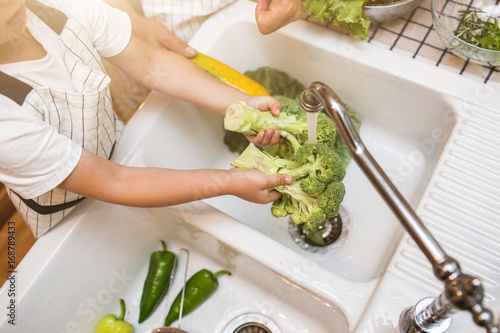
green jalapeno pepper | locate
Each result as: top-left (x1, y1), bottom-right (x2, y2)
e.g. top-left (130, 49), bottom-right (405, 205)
top-left (95, 299), bottom-right (133, 333)
top-left (164, 269), bottom-right (231, 327)
top-left (138, 240), bottom-right (176, 323)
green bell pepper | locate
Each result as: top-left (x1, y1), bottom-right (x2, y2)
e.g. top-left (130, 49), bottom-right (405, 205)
top-left (164, 269), bottom-right (231, 327)
top-left (138, 240), bottom-right (176, 323)
top-left (95, 299), bottom-right (133, 333)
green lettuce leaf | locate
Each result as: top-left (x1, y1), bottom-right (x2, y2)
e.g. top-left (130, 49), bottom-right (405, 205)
top-left (303, 0), bottom-right (371, 40)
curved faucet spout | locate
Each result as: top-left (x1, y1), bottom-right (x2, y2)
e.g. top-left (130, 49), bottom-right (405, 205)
top-left (299, 81), bottom-right (499, 333)
top-left (300, 81), bottom-right (447, 266)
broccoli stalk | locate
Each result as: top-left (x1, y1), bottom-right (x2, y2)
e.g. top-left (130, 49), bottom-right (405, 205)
top-left (224, 101), bottom-right (338, 160)
top-left (224, 101), bottom-right (307, 137)
top-left (230, 143), bottom-right (301, 175)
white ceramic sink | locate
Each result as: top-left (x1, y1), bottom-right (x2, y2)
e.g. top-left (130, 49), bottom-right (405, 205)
top-left (117, 8), bottom-right (459, 283)
top-left (112, 1), bottom-right (500, 330)
top-left (1, 1), bottom-right (499, 332)
top-left (0, 200), bottom-right (348, 332)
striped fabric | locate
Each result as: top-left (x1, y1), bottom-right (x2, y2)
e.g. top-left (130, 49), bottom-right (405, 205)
top-left (5, 5), bottom-right (122, 238)
top-left (141, 0), bottom-right (235, 41)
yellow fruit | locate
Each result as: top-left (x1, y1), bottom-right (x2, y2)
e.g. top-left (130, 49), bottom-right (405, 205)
top-left (191, 52), bottom-right (269, 96)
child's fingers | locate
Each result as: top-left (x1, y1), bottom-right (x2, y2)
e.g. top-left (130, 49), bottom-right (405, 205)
top-left (263, 174), bottom-right (293, 202)
top-left (245, 95), bottom-right (281, 116)
top-left (273, 173), bottom-right (293, 187)
top-left (247, 129), bottom-right (281, 146)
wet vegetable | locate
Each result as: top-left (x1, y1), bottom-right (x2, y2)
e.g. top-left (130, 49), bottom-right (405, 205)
top-left (191, 52), bottom-right (269, 96)
top-left (164, 269), bottom-right (231, 326)
top-left (138, 240), bottom-right (176, 323)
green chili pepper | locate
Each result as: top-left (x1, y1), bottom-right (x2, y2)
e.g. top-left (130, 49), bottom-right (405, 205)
top-left (138, 240), bottom-right (176, 323)
top-left (95, 299), bottom-right (133, 333)
top-left (164, 269), bottom-right (231, 327)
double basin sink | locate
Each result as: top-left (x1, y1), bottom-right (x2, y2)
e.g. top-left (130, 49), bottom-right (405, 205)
top-left (1, 1), bottom-right (499, 332)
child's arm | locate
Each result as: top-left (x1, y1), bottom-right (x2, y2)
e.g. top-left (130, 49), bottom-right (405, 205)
top-left (105, 34), bottom-right (275, 116)
top-left (107, 32), bottom-right (282, 146)
top-left (58, 149), bottom-right (292, 206)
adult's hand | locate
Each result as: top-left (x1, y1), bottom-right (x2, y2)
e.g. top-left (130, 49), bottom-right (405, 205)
top-left (255, 0), bottom-right (303, 34)
top-left (132, 15), bottom-right (197, 58)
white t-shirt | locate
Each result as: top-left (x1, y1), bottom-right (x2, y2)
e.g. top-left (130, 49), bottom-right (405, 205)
top-left (0, 0), bottom-right (131, 199)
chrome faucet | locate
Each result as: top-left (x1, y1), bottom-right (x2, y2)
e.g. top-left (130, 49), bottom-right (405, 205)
top-left (299, 81), bottom-right (499, 333)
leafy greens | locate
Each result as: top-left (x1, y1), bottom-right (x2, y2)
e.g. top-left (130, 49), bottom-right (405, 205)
top-left (303, 0), bottom-right (371, 40)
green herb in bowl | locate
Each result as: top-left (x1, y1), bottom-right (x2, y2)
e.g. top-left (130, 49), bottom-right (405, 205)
top-left (454, 9), bottom-right (500, 51)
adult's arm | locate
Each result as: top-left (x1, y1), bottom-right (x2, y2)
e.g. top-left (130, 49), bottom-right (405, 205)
top-left (103, 0), bottom-right (197, 57)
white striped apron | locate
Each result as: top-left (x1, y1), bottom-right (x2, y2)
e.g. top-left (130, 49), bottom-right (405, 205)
top-left (1, 1), bottom-right (123, 238)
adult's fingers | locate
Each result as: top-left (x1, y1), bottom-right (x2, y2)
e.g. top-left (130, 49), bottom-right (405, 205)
top-left (255, 0), bottom-right (303, 34)
top-left (156, 26), bottom-right (197, 58)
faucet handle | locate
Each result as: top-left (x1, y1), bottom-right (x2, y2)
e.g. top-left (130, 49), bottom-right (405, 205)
top-left (438, 260), bottom-right (499, 332)
top-left (471, 304), bottom-right (499, 333)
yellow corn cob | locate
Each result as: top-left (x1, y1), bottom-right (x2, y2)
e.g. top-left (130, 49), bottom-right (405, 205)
top-left (191, 52), bottom-right (270, 96)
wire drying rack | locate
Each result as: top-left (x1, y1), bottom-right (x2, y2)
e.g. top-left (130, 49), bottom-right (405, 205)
top-left (302, 0), bottom-right (500, 86)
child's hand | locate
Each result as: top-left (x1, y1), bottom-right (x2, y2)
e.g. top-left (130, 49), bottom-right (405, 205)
top-left (242, 95), bottom-right (284, 147)
top-left (228, 168), bottom-right (293, 204)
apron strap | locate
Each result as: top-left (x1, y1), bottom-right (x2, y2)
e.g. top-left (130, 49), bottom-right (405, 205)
top-left (11, 191), bottom-right (86, 215)
top-left (26, 0), bottom-right (68, 35)
top-left (0, 72), bottom-right (33, 106)
top-left (9, 143), bottom-right (116, 215)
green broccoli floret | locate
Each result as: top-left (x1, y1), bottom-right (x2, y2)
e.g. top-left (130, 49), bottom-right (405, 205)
top-left (280, 181), bottom-right (327, 231)
top-left (316, 112), bottom-right (337, 147)
top-left (317, 182), bottom-right (346, 218)
top-left (224, 101), bottom-right (308, 138)
top-left (300, 176), bottom-right (325, 196)
top-left (291, 144), bottom-right (345, 183)
top-left (271, 194), bottom-right (293, 217)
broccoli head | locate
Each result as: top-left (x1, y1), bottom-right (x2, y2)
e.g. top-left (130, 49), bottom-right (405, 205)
top-left (231, 143), bottom-right (345, 231)
top-left (226, 97), bottom-right (352, 232)
top-left (280, 181), bottom-right (327, 231)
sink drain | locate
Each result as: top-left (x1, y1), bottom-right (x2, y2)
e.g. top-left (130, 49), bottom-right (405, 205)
top-left (222, 313), bottom-right (281, 333)
top-left (233, 322), bottom-right (271, 333)
top-left (289, 205), bottom-right (349, 252)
